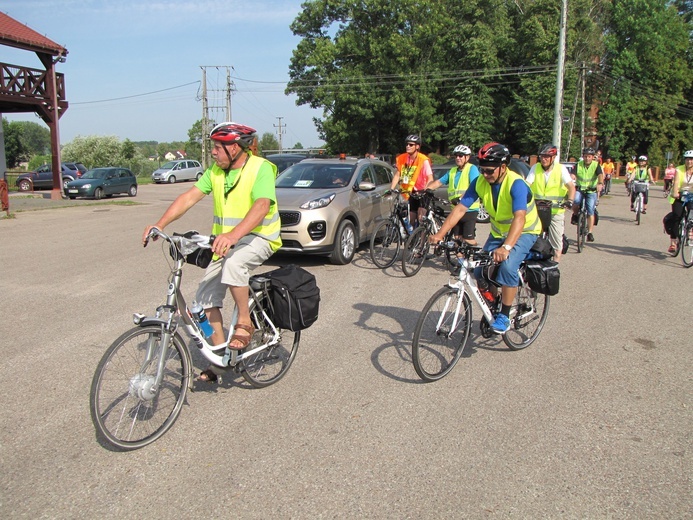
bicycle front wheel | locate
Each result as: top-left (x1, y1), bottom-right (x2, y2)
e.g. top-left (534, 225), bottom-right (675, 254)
top-left (412, 286), bottom-right (472, 382)
top-left (576, 212), bottom-right (585, 253)
top-left (241, 296), bottom-right (300, 388)
top-left (503, 285), bottom-right (550, 350)
top-left (370, 220), bottom-right (402, 268)
top-left (90, 325), bottom-right (190, 450)
top-left (635, 195), bottom-right (642, 225)
top-left (681, 219), bottom-right (693, 268)
top-left (402, 226), bottom-right (429, 277)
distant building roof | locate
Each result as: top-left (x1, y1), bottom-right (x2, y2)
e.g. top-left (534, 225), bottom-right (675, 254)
top-left (0, 12), bottom-right (67, 56)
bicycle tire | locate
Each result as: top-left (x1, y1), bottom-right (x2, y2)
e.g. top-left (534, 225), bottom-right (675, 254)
top-left (673, 218), bottom-right (685, 257)
top-left (370, 219), bottom-right (402, 268)
top-left (402, 226), bottom-right (429, 277)
top-left (681, 220), bottom-right (693, 268)
top-left (502, 284), bottom-right (550, 350)
top-left (412, 286), bottom-right (472, 382)
top-left (90, 325), bottom-right (190, 450)
top-left (241, 295), bottom-right (300, 388)
top-left (576, 212), bottom-right (585, 253)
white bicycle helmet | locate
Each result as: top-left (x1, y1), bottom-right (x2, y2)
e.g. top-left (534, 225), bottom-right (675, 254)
top-left (452, 144), bottom-right (472, 156)
top-left (683, 150), bottom-right (693, 158)
top-left (638, 155), bottom-right (648, 161)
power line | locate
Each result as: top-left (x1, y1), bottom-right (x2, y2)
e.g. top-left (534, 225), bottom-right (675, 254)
top-left (71, 81), bottom-right (200, 105)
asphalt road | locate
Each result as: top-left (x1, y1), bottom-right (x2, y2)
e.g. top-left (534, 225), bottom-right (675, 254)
top-left (0, 182), bottom-right (690, 518)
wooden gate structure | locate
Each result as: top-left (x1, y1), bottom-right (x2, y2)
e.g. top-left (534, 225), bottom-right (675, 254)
top-left (0, 12), bottom-right (68, 200)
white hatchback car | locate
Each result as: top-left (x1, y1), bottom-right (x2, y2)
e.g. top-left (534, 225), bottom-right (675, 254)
top-left (151, 160), bottom-right (204, 183)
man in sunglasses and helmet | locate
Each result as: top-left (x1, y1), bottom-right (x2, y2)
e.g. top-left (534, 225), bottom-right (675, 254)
top-left (430, 142), bottom-right (541, 334)
top-left (143, 123), bottom-right (281, 381)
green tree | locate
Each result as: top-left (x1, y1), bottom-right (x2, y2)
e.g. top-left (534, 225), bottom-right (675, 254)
top-left (258, 132), bottom-right (280, 154)
top-left (293, 142), bottom-right (304, 150)
top-left (15, 120), bottom-right (51, 156)
top-left (2, 118), bottom-right (27, 168)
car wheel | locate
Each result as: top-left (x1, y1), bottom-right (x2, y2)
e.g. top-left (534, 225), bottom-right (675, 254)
top-left (329, 220), bottom-right (357, 265)
top-left (63, 178), bottom-right (71, 190)
top-left (476, 203), bottom-right (491, 224)
top-left (128, 185), bottom-right (137, 197)
top-left (18, 179), bottom-right (31, 191)
top-left (168, 175), bottom-right (176, 184)
top-left (94, 187), bottom-right (104, 200)
top-left (196, 173), bottom-right (202, 181)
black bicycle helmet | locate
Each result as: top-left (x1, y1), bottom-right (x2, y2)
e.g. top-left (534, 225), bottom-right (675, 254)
top-left (538, 143), bottom-right (558, 157)
top-left (582, 147), bottom-right (596, 156)
top-left (405, 134), bottom-right (421, 145)
top-left (477, 142), bottom-right (511, 167)
top-left (209, 122), bottom-right (256, 148)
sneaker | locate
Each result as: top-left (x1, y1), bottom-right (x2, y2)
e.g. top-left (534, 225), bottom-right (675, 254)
top-left (630, 207), bottom-right (635, 212)
top-left (642, 209), bottom-right (647, 214)
top-left (587, 233), bottom-right (595, 242)
top-left (570, 214), bottom-right (578, 225)
top-left (668, 244), bottom-right (676, 254)
top-left (490, 314), bottom-right (511, 334)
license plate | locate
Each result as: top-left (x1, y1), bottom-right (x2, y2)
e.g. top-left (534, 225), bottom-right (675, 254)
top-left (68, 189), bottom-right (78, 193)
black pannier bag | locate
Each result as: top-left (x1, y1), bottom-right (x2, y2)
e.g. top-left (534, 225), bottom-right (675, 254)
top-left (524, 259), bottom-right (560, 296)
top-left (263, 265), bottom-right (320, 331)
top-left (529, 235), bottom-right (554, 259)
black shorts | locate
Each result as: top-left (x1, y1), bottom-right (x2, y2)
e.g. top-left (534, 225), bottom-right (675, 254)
top-left (451, 210), bottom-right (478, 240)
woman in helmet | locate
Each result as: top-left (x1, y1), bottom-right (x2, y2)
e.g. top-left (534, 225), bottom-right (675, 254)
top-left (667, 150), bottom-right (693, 253)
top-left (629, 155), bottom-right (655, 214)
top-left (430, 142), bottom-right (541, 334)
top-left (391, 134), bottom-right (434, 228)
top-left (142, 122), bottom-right (281, 381)
top-left (425, 144), bottom-right (480, 245)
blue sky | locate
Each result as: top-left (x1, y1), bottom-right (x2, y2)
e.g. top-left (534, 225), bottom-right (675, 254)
top-left (1, 0), bottom-right (324, 148)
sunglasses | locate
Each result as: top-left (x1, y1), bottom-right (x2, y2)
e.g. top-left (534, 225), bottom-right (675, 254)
top-left (406, 143), bottom-right (417, 147)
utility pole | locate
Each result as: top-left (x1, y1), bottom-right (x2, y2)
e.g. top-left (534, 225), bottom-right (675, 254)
top-left (580, 62), bottom-right (586, 157)
top-left (274, 117), bottom-right (286, 153)
top-left (552, 0), bottom-right (568, 158)
top-left (200, 66), bottom-right (234, 169)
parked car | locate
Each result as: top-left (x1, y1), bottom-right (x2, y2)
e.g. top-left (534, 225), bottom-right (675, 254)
top-left (275, 158), bottom-right (395, 264)
top-left (65, 167), bottom-right (138, 199)
top-left (15, 162), bottom-right (87, 191)
top-left (265, 154), bottom-right (308, 174)
top-left (151, 160), bottom-right (203, 183)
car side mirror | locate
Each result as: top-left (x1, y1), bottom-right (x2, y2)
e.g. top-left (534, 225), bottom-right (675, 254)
top-left (357, 181), bottom-right (376, 192)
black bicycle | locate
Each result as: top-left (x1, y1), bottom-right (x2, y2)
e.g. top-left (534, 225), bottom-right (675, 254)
top-left (672, 190), bottom-right (693, 267)
top-left (369, 190), bottom-right (412, 268)
top-left (574, 188), bottom-right (597, 253)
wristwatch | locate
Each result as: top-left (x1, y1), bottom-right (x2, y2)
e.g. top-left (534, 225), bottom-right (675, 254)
top-left (502, 244), bottom-right (512, 251)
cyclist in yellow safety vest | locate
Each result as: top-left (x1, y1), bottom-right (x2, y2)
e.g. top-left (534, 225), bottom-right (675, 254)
top-left (431, 142), bottom-right (540, 335)
top-left (667, 149), bottom-right (693, 253)
top-left (526, 143), bottom-right (576, 262)
top-left (425, 144), bottom-right (480, 245)
top-left (143, 122), bottom-right (281, 383)
top-left (629, 155), bottom-right (656, 214)
top-left (570, 147), bottom-right (604, 243)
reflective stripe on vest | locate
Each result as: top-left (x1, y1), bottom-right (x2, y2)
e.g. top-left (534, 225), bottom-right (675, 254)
top-left (210, 155), bottom-right (282, 256)
top-left (530, 163), bottom-right (568, 215)
top-left (576, 160), bottom-right (599, 190)
top-left (447, 163), bottom-right (479, 210)
top-left (475, 169), bottom-right (541, 238)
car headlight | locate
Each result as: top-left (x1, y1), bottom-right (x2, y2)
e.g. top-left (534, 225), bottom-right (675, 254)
top-left (300, 193), bottom-right (335, 210)
top-left (82, 184), bottom-right (91, 189)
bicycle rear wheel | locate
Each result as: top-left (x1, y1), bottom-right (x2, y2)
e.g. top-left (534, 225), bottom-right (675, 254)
top-left (370, 220), bottom-right (402, 268)
top-left (576, 212), bottom-right (585, 253)
top-left (90, 325), bottom-right (190, 450)
top-left (412, 286), bottom-right (472, 382)
top-left (503, 285), bottom-right (550, 350)
top-left (241, 296), bottom-right (300, 388)
top-left (402, 226), bottom-right (429, 277)
top-left (681, 219), bottom-right (693, 268)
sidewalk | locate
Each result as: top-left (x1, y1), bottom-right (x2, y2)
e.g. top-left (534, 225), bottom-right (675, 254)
top-left (3, 191), bottom-right (123, 214)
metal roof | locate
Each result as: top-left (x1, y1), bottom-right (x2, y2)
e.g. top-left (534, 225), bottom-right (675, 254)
top-left (0, 12), bottom-right (67, 57)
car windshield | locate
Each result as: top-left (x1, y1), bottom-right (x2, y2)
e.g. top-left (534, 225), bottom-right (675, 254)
top-left (276, 163), bottom-right (356, 189)
top-left (82, 169), bottom-right (109, 179)
top-left (160, 161), bottom-right (179, 169)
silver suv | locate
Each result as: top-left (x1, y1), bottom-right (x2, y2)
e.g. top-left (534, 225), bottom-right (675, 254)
top-left (275, 158), bottom-right (395, 264)
top-left (151, 160), bottom-right (203, 183)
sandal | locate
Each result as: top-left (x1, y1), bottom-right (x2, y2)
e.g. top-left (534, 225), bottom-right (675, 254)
top-left (228, 323), bottom-right (255, 350)
top-left (667, 244), bottom-right (676, 254)
top-left (198, 368), bottom-right (218, 383)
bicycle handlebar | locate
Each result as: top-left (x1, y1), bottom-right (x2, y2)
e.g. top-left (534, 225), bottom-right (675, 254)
top-left (144, 228), bottom-right (215, 252)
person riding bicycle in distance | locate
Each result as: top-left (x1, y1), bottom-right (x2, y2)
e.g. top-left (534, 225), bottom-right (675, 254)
top-left (630, 155), bottom-right (656, 214)
top-left (142, 122), bottom-right (282, 382)
top-left (430, 142), bottom-right (541, 334)
top-left (571, 147), bottom-right (604, 242)
top-left (390, 134), bottom-right (434, 228)
top-left (526, 143), bottom-right (575, 262)
top-left (425, 144), bottom-right (480, 245)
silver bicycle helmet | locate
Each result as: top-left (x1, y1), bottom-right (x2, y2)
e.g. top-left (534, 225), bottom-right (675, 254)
top-left (683, 150), bottom-right (693, 158)
top-left (638, 155), bottom-right (648, 162)
top-left (452, 144), bottom-right (472, 156)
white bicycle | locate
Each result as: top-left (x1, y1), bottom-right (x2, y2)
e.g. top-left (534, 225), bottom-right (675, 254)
top-left (631, 180), bottom-right (650, 225)
top-left (90, 229), bottom-right (299, 450)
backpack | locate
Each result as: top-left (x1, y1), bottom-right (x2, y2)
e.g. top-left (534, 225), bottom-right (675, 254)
top-left (263, 265), bottom-right (320, 331)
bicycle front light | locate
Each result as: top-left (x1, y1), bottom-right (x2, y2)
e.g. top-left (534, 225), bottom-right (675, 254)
top-left (301, 193), bottom-right (335, 210)
top-left (133, 313), bottom-right (145, 325)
